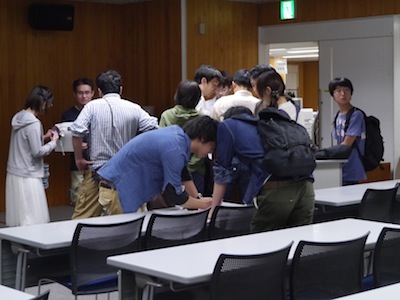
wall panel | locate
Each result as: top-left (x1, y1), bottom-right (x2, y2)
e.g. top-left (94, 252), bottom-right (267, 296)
top-left (0, 0), bottom-right (181, 212)
top-left (186, 0), bottom-right (258, 79)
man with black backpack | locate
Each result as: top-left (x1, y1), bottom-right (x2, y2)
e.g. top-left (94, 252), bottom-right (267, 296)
top-left (330, 77), bottom-right (368, 185)
top-left (211, 71), bottom-right (315, 233)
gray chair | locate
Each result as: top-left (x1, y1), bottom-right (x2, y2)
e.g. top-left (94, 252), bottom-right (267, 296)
top-left (358, 187), bottom-right (398, 222)
top-left (210, 242), bottom-right (293, 300)
top-left (373, 227), bottom-right (400, 287)
top-left (290, 233), bottom-right (369, 300)
top-left (144, 209), bottom-right (209, 250)
top-left (38, 217), bottom-right (144, 300)
top-left (392, 182), bottom-right (400, 224)
top-left (208, 205), bottom-right (255, 240)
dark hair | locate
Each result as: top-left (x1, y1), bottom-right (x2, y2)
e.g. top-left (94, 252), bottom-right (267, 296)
top-left (96, 70), bottom-right (122, 94)
top-left (249, 64), bottom-right (276, 80)
top-left (223, 106), bottom-right (253, 119)
top-left (233, 69), bottom-right (252, 89)
top-left (256, 70), bottom-right (285, 108)
top-left (174, 80), bottom-right (201, 109)
top-left (328, 77), bottom-right (354, 96)
top-left (193, 65), bottom-right (222, 84)
top-left (218, 70), bottom-right (233, 88)
top-left (182, 115), bottom-right (219, 143)
top-left (72, 78), bottom-right (94, 93)
top-left (24, 85), bottom-right (53, 114)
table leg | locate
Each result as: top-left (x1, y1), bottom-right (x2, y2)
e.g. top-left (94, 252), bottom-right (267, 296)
top-left (14, 247), bottom-right (29, 291)
top-left (119, 269), bottom-right (136, 300)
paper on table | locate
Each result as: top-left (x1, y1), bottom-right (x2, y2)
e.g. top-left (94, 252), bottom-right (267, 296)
top-left (54, 122), bottom-right (74, 153)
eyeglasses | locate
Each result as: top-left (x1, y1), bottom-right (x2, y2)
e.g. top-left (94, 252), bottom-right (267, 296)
top-left (334, 88), bottom-right (351, 94)
top-left (76, 91), bottom-right (93, 96)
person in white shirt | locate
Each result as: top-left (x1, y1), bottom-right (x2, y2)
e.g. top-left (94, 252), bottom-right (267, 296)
top-left (255, 70), bottom-right (306, 127)
top-left (194, 65), bottom-right (222, 116)
top-left (210, 69), bottom-right (260, 121)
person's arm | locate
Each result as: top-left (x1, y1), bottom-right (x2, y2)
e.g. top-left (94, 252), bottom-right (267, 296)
top-left (137, 107), bottom-right (159, 132)
top-left (183, 180), bottom-right (200, 198)
top-left (209, 122), bottom-right (235, 217)
top-left (181, 196), bottom-right (212, 210)
top-left (209, 182), bottom-right (227, 217)
top-left (73, 136), bottom-right (91, 171)
top-left (341, 135), bottom-right (357, 147)
top-left (341, 111), bottom-right (364, 147)
top-left (162, 183), bottom-right (211, 209)
top-left (28, 123), bottom-right (58, 158)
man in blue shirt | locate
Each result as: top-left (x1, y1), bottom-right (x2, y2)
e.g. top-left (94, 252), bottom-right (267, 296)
top-left (329, 77), bottom-right (366, 185)
top-left (98, 116), bottom-right (218, 213)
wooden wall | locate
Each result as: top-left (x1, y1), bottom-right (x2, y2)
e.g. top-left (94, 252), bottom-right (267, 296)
top-left (186, 0), bottom-right (259, 79)
top-left (1, 0), bottom-right (400, 212)
top-left (0, 0), bottom-right (259, 212)
top-left (0, 0), bottom-right (182, 211)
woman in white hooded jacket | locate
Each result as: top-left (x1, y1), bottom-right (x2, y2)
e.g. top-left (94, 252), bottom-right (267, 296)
top-left (6, 85), bottom-right (59, 226)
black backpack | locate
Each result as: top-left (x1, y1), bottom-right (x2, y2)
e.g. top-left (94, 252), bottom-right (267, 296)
top-left (234, 108), bottom-right (316, 178)
top-left (333, 107), bottom-right (384, 171)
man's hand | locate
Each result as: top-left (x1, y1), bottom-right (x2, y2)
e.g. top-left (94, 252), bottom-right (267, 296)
top-left (75, 158), bottom-right (93, 172)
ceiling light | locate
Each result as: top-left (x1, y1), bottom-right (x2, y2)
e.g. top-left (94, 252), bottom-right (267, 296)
top-left (287, 49), bottom-right (319, 54)
top-left (282, 54), bottom-right (319, 59)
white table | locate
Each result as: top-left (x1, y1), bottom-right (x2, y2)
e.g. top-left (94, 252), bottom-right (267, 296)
top-left (315, 179), bottom-right (400, 207)
top-left (0, 284), bottom-right (34, 299)
top-left (0, 203), bottom-right (237, 291)
top-left (334, 282), bottom-right (400, 299)
top-left (0, 206), bottom-right (206, 291)
top-left (107, 218), bottom-right (400, 300)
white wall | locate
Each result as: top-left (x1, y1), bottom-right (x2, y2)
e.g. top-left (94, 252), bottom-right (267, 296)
top-left (259, 16), bottom-right (400, 175)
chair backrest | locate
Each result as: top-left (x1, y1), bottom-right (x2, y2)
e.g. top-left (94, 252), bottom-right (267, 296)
top-left (71, 216), bottom-right (144, 293)
top-left (144, 209), bottom-right (209, 250)
top-left (358, 187), bottom-right (398, 222)
top-left (373, 227), bottom-right (400, 287)
top-left (31, 290), bottom-right (50, 300)
top-left (290, 233), bottom-right (369, 300)
top-left (210, 242), bottom-right (293, 300)
top-left (208, 205), bottom-right (255, 240)
top-left (392, 182), bottom-right (400, 224)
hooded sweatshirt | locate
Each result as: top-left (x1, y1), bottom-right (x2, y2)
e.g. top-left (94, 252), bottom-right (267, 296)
top-left (159, 105), bottom-right (200, 127)
top-left (159, 105), bottom-right (205, 175)
top-left (7, 110), bottom-right (56, 178)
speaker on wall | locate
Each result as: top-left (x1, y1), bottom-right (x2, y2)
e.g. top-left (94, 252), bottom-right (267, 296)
top-left (28, 3), bottom-right (74, 31)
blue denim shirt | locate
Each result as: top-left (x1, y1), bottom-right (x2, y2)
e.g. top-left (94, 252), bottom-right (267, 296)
top-left (214, 114), bottom-right (270, 204)
top-left (98, 125), bottom-right (191, 213)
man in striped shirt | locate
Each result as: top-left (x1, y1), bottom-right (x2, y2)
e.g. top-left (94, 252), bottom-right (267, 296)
top-left (69, 70), bottom-right (158, 219)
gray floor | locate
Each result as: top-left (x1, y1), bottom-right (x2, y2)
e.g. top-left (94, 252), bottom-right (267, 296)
top-left (1, 205), bottom-right (119, 300)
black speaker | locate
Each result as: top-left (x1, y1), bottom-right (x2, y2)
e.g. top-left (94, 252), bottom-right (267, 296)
top-left (28, 3), bottom-right (74, 31)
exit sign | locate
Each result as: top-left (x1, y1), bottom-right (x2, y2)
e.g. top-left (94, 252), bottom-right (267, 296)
top-left (280, 0), bottom-right (295, 20)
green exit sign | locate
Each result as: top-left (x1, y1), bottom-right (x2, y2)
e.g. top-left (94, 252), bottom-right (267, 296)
top-left (280, 0), bottom-right (295, 20)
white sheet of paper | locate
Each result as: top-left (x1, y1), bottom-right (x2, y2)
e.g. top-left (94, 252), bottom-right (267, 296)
top-left (54, 122), bottom-right (74, 152)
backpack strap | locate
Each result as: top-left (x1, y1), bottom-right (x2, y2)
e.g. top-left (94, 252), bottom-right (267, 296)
top-left (344, 106), bottom-right (356, 132)
top-left (339, 106), bottom-right (366, 162)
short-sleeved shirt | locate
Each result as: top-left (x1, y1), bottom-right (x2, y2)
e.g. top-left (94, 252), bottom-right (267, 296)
top-left (333, 109), bottom-right (367, 182)
top-left (69, 93), bottom-right (158, 170)
top-left (98, 125), bottom-right (191, 213)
